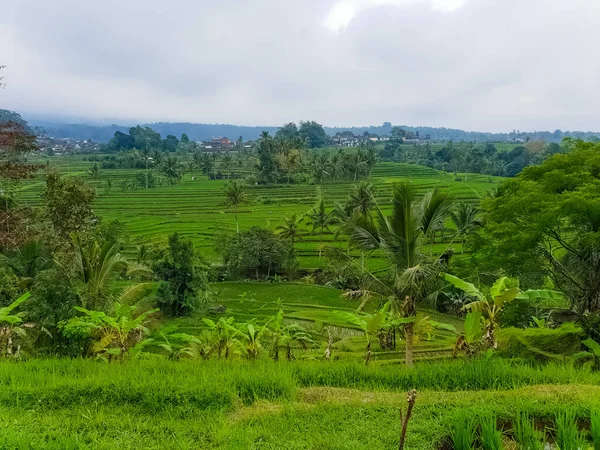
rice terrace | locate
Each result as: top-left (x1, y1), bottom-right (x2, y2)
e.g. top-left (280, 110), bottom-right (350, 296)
top-left (3, 1), bottom-right (600, 448)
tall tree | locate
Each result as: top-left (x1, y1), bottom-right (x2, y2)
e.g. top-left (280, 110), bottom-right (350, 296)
top-left (450, 202), bottom-right (481, 254)
top-left (0, 120), bottom-right (39, 250)
top-left (276, 214), bottom-right (304, 246)
top-left (340, 182), bottom-right (453, 366)
top-left (154, 233), bottom-right (207, 317)
top-left (223, 180), bottom-right (247, 233)
top-left (306, 189), bottom-right (337, 258)
top-left (41, 172), bottom-right (96, 240)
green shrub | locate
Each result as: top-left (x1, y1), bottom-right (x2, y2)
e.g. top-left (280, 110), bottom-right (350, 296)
top-left (497, 323), bottom-right (583, 362)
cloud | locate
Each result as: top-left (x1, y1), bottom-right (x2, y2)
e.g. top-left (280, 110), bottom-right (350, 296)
top-left (325, 0), bottom-right (470, 31)
top-left (0, 0), bottom-right (599, 132)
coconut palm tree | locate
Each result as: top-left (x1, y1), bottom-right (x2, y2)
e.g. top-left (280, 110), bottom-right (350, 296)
top-left (276, 214), bottom-right (304, 246)
top-left (339, 182), bottom-right (453, 366)
top-left (306, 189), bottom-right (337, 258)
top-left (223, 180), bottom-right (247, 233)
top-left (345, 182), bottom-right (376, 219)
top-left (450, 202), bottom-right (482, 254)
top-left (88, 163), bottom-right (101, 180)
top-left (70, 234), bottom-right (150, 311)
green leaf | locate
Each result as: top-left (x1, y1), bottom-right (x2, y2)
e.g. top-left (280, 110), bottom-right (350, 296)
top-left (582, 338), bottom-right (600, 357)
top-left (516, 290), bottom-right (564, 300)
top-left (489, 277), bottom-right (509, 299)
top-left (443, 274), bottom-right (484, 300)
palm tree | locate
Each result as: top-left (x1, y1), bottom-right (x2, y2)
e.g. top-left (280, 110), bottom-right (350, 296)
top-left (347, 148), bottom-right (368, 182)
top-left (141, 147), bottom-right (151, 189)
top-left (221, 153), bottom-right (233, 179)
top-left (306, 189), bottom-right (337, 258)
top-left (200, 153), bottom-right (214, 179)
top-left (88, 163), bottom-right (101, 180)
top-left (450, 202), bottom-right (482, 254)
top-left (70, 234), bottom-right (150, 310)
top-left (161, 154), bottom-right (181, 185)
top-left (223, 180), bottom-right (247, 233)
top-left (339, 182), bottom-right (453, 366)
top-left (276, 214), bottom-right (304, 246)
top-left (345, 182), bottom-right (376, 219)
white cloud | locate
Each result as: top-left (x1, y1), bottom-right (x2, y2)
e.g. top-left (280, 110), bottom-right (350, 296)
top-left (325, 0), bottom-right (471, 31)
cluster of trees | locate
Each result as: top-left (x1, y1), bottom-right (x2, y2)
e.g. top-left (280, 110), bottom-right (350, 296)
top-left (253, 131), bottom-right (377, 184)
top-left (103, 126), bottom-right (197, 154)
top-left (381, 139), bottom-right (564, 178)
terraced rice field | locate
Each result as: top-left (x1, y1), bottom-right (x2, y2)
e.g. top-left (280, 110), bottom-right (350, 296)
top-left (22, 155), bottom-right (501, 268)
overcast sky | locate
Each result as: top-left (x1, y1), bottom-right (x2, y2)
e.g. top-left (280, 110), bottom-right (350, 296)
top-left (1, 0), bottom-right (599, 132)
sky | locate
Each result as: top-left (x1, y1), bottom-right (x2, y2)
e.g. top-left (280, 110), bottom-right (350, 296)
top-left (1, 0), bottom-right (599, 132)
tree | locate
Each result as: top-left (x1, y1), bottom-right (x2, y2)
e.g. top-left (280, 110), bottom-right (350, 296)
top-left (154, 233), bottom-right (208, 317)
top-left (220, 227), bottom-right (294, 279)
top-left (306, 189), bottom-right (337, 258)
top-left (339, 182), bottom-right (453, 366)
top-left (276, 214), bottom-right (304, 246)
top-left (41, 172), bottom-right (96, 240)
top-left (60, 301), bottom-right (159, 362)
top-left (223, 180), bottom-right (247, 233)
top-left (0, 120), bottom-right (40, 250)
top-left (450, 202), bottom-right (481, 254)
top-left (221, 153), bottom-right (233, 179)
top-left (299, 121), bottom-right (328, 148)
top-left (276, 122), bottom-right (300, 140)
top-left (88, 163), bottom-right (101, 180)
top-left (256, 131), bottom-right (278, 183)
top-left (443, 274), bottom-right (562, 349)
top-left (199, 152), bottom-right (214, 179)
top-left (70, 234), bottom-right (149, 311)
top-left (344, 182), bottom-right (376, 219)
top-left (161, 154), bottom-right (181, 184)
top-left (473, 140), bottom-right (600, 313)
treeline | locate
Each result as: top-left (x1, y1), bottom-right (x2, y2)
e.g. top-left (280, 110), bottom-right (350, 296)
top-left (14, 109), bottom-right (600, 143)
top-left (381, 139), bottom-right (565, 177)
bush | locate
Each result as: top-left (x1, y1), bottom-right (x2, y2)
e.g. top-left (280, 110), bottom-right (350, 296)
top-left (497, 323), bottom-right (584, 362)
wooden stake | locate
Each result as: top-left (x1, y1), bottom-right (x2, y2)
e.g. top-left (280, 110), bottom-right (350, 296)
top-left (399, 389), bottom-right (417, 450)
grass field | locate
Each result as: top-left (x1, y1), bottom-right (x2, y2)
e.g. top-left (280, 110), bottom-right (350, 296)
top-left (2, 359), bottom-right (600, 449)
top-left (21, 154), bottom-right (500, 269)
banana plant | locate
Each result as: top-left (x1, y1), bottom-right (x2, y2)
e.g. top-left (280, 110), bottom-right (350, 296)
top-left (235, 321), bottom-right (269, 360)
top-left (334, 302), bottom-right (414, 364)
top-left (444, 274), bottom-right (563, 348)
top-left (61, 301), bottom-right (159, 362)
top-left (431, 311), bottom-right (483, 357)
top-left (0, 292), bottom-right (30, 358)
top-left (574, 338), bottom-right (600, 370)
top-left (268, 309), bottom-right (314, 361)
top-left (202, 317), bottom-right (241, 358)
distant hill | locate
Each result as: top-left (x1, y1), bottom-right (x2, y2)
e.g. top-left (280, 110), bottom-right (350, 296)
top-left (5, 111), bottom-right (600, 143)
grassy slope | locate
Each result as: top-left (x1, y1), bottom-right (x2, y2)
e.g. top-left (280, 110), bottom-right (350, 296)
top-left (21, 155), bottom-right (500, 269)
top-left (3, 359), bottom-right (600, 449)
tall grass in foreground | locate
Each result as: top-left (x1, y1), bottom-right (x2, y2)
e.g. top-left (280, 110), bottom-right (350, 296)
top-left (555, 411), bottom-right (583, 450)
top-left (591, 409), bottom-right (600, 450)
top-left (0, 358), bottom-right (599, 413)
top-left (513, 412), bottom-right (543, 450)
top-left (480, 415), bottom-right (503, 450)
top-left (451, 411), bottom-right (476, 450)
